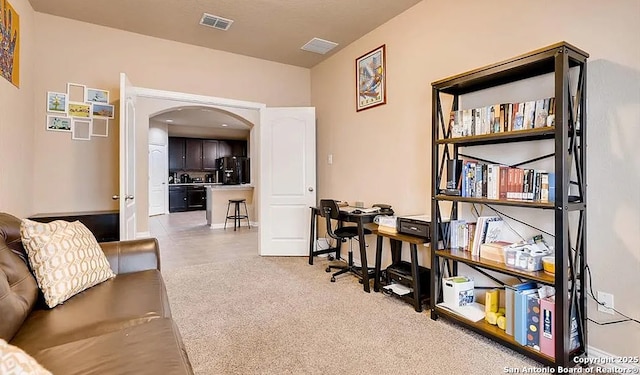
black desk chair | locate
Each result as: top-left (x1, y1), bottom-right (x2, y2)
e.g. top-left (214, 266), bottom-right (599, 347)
top-left (320, 199), bottom-right (373, 283)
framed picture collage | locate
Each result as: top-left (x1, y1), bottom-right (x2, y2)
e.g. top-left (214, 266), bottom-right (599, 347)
top-left (46, 83), bottom-right (114, 140)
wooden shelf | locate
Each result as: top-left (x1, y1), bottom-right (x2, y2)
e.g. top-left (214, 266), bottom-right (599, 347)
top-left (436, 127), bottom-right (556, 146)
top-left (433, 306), bottom-right (555, 366)
top-left (435, 195), bottom-right (555, 209)
top-left (435, 249), bottom-right (555, 285)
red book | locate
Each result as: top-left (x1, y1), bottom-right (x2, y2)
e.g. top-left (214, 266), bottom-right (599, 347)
top-left (540, 296), bottom-right (555, 358)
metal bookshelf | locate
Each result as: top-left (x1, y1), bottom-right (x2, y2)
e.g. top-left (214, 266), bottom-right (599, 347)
top-left (429, 42), bottom-right (588, 368)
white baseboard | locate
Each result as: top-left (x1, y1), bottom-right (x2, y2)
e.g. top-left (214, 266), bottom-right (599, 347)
top-left (587, 346), bottom-right (640, 370)
top-left (136, 231), bottom-right (151, 239)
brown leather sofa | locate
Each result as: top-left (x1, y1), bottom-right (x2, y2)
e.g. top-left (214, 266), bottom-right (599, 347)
top-left (0, 212), bottom-right (193, 374)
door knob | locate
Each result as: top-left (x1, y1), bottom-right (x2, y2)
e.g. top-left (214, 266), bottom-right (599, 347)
top-left (308, 187), bottom-right (314, 192)
top-left (125, 195), bottom-right (134, 201)
top-left (112, 195), bottom-right (119, 200)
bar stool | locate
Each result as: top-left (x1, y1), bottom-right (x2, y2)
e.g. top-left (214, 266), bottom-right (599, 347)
top-left (224, 199), bottom-right (251, 231)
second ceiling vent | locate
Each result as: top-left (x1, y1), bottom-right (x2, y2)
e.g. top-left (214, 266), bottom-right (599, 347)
top-left (200, 13), bottom-right (234, 31)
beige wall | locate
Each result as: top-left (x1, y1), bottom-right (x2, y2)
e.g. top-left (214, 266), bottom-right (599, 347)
top-left (30, 13), bottom-right (310, 216)
top-left (0, 0), bottom-right (34, 218)
top-left (311, 0), bottom-right (639, 358)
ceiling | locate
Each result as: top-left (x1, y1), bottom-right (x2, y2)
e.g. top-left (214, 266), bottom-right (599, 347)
top-left (27, 0), bottom-right (421, 68)
top-left (151, 106), bottom-right (251, 130)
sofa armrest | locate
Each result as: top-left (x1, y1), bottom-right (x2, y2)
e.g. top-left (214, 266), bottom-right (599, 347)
top-left (99, 238), bottom-right (161, 274)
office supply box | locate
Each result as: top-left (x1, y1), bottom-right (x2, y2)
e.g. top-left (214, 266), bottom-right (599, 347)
top-left (443, 276), bottom-right (475, 307)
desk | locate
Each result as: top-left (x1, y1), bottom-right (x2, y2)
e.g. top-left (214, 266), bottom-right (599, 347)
top-left (308, 207), bottom-right (378, 292)
top-left (373, 230), bottom-right (430, 312)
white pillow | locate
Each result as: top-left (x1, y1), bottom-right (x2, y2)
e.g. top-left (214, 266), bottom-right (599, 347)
top-left (0, 338), bottom-right (52, 375)
top-left (20, 219), bottom-right (115, 308)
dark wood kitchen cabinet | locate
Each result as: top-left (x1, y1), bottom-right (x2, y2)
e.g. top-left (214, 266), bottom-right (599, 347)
top-left (231, 140), bottom-right (247, 157)
top-left (185, 138), bottom-right (203, 170)
top-left (169, 186), bottom-right (188, 212)
top-left (202, 140), bottom-right (219, 170)
top-left (168, 137), bottom-right (185, 171)
top-left (218, 140), bottom-right (232, 159)
top-left (218, 140), bottom-right (246, 158)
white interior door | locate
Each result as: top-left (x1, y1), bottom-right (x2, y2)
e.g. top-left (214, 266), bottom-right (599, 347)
top-left (119, 73), bottom-right (136, 240)
top-left (148, 144), bottom-right (166, 216)
top-left (259, 107), bottom-right (316, 256)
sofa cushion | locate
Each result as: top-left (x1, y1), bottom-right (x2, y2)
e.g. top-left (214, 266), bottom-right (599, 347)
top-left (31, 318), bottom-right (193, 375)
top-left (0, 338), bottom-right (52, 375)
top-left (20, 219), bottom-right (115, 308)
top-left (11, 269), bottom-right (171, 354)
top-left (0, 243), bottom-right (39, 342)
top-left (0, 213), bottom-right (30, 265)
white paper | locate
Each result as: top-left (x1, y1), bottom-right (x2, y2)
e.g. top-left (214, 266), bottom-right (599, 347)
top-left (438, 302), bottom-right (486, 322)
top-left (383, 283), bottom-right (412, 296)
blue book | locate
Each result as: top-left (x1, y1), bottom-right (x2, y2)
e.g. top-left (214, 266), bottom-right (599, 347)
top-left (505, 281), bottom-right (537, 336)
top-left (514, 288), bottom-right (538, 345)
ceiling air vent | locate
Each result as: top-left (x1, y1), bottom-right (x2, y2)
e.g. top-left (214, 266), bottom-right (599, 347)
top-left (301, 38), bottom-right (339, 55)
top-left (199, 13), bottom-right (234, 31)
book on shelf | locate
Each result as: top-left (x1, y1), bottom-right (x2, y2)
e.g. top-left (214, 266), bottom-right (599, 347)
top-left (512, 102), bottom-right (524, 131)
top-left (546, 98), bottom-right (556, 127)
top-left (534, 98), bottom-right (549, 128)
top-left (526, 293), bottom-right (541, 351)
top-left (523, 101), bottom-right (536, 129)
top-left (540, 172), bottom-right (550, 202)
top-left (514, 287), bottom-right (538, 345)
top-left (504, 281), bottom-right (537, 336)
top-left (540, 295), bottom-right (555, 357)
top-left (470, 216), bottom-right (502, 256)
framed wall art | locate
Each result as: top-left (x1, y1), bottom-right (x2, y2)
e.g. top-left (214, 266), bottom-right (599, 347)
top-left (91, 103), bottom-right (114, 119)
top-left (46, 91), bottom-right (67, 113)
top-left (68, 102), bottom-right (91, 118)
top-left (46, 115), bottom-right (71, 132)
top-left (86, 88), bottom-right (109, 103)
top-left (356, 44), bottom-right (386, 112)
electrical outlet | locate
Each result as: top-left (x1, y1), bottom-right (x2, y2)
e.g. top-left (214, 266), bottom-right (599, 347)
top-left (327, 154), bottom-right (333, 165)
top-left (597, 291), bottom-right (614, 315)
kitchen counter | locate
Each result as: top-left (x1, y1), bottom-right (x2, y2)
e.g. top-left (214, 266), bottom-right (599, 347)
top-left (205, 185), bottom-right (255, 228)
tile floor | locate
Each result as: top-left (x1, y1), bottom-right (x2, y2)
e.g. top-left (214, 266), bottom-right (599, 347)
top-left (148, 211), bottom-right (258, 271)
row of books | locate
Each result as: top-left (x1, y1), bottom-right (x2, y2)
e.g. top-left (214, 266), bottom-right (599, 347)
top-left (457, 160), bottom-right (555, 203)
top-left (505, 283), bottom-right (579, 359)
top-left (448, 97), bottom-right (555, 138)
top-left (449, 216), bottom-right (504, 256)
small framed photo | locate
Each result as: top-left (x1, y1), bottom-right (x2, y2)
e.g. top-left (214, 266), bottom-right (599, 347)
top-left (91, 118), bottom-right (109, 137)
top-left (86, 88), bottom-right (109, 103)
top-left (356, 44), bottom-right (386, 112)
top-left (92, 103), bottom-right (114, 119)
top-left (68, 101), bottom-right (92, 118)
top-left (72, 118), bottom-right (92, 141)
top-left (47, 92), bottom-right (67, 114)
top-left (67, 83), bottom-right (86, 102)
top-left (46, 115), bottom-right (72, 132)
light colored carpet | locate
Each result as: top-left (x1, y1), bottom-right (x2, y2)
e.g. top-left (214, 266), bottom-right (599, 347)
top-left (163, 254), bottom-right (541, 374)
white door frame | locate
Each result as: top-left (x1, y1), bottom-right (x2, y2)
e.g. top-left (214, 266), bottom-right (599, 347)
top-left (133, 87), bottom-right (266, 244)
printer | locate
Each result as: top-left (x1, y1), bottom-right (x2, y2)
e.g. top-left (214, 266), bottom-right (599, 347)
top-left (397, 214), bottom-right (449, 242)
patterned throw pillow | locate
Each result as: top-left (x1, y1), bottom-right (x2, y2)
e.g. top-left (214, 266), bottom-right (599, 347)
top-left (20, 219), bottom-right (115, 308)
top-left (0, 338), bottom-right (52, 375)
